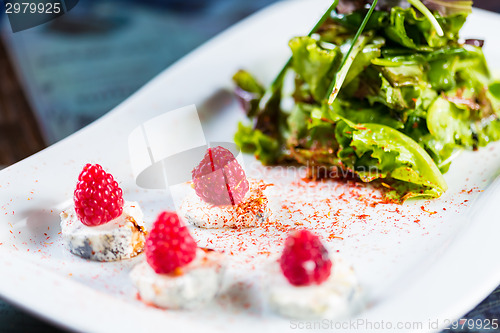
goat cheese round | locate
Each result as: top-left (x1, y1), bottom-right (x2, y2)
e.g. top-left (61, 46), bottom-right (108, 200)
top-left (180, 179), bottom-right (270, 228)
top-left (60, 201), bottom-right (147, 262)
top-left (266, 255), bottom-right (362, 319)
top-left (131, 248), bottom-right (225, 309)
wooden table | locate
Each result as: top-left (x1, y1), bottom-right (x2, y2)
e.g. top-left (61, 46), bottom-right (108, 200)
top-left (0, 40), bottom-right (45, 167)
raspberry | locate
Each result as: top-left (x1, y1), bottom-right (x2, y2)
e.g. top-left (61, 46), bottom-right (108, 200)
top-left (280, 230), bottom-right (332, 286)
top-left (145, 211), bottom-right (197, 274)
top-left (192, 146), bottom-right (249, 206)
top-left (74, 163), bottom-right (124, 226)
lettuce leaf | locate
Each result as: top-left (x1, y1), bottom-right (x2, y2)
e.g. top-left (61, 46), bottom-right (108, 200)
top-left (379, 63), bottom-right (424, 86)
top-left (285, 104), bottom-right (447, 199)
top-left (385, 7), bottom-right (429, 50)
top-left (427, 96), bottom-right (500, 151)
top-left (453, 45), bottom-right (491, 92)
top-left (345, 37), bottom-right (385, 87)
top-left (289, 36), bottom-right (341, 101)
top-left (286, 103), bottom-right (342, 167)
top-left (373, 46), bottom-right (469, 66)
top-left (367, 73), bottom-right (437, 112)
top-left (417, 12), bottom-right (466, 48)
top-left (333, 101), bottom-right (405, 129)
top-left (293, 101), bottom-right (404, 134)
top-left (331, 9), bottom-right (389, 31)
top-left (427, 57), bottom-right (458, 91)
top-left (384, 7), bottom-right (465, 50)
top-left (234, 122), bottom-right (281, 165)
top-left (232, 70), bottom-right (265, 117)
top-left (335, 119), bottom-right (447, 199)
top-left (488, 82), bottom-right (500, 113)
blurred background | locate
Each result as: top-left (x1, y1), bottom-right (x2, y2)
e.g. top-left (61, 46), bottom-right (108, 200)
top-left (0, 0), bottom-right (281, 168)
top-left (0, 0), bottom-right (499, 332)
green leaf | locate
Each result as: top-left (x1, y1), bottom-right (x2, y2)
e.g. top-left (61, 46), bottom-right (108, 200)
top-left (287, 103), bottom-right (311, 142)
top-left (289, 36), bottom-right (340, 101)
top-left (234, 122), bottom-right (281, 165)
top-left (384, 7), bottom-right (465, 50)
top-left (489, 82), bottom-right (500, 98)
top-left (344, 37), bottom-right (385, 86)
top-left (408, 0), bottom-right (444, 37)
top-left (373, 46), bottom-right (469, 67)
top-left (232, 70), bottom-right (265, 117)
top-left (379, 64), bottom-right (425, 87)
top-left (385, 7), bottom-right (429, 50)
top-left (336, 119), bottom-right (447, 199)
top-left (417, 13), bottom-right (466, 48)
top-left (285, 103), bottom-right (342, 167)
top-left (427, 96), bottom-right (500, 151)
top-left (427, 57), bottom-right (458, 91)
top-left (368, 74), bottom-right (438, 112)
top-left (453, 45), bottom-right (491, 92)
top-left (331, 9), bottom-right (388, 31)
top-left (332, 100), bottom-right (405, 129)
top-left (488, 81), bottom-right (500, 114)
top-left (427, 97), bottom-right (472, 147)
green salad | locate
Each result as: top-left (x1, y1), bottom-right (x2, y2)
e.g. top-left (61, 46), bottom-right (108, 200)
top-left (233, 0), bottom-right (500, 201)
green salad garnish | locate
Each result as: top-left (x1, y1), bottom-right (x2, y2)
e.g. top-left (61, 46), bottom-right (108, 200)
top-left (233, 0), bottom-right (499, 201)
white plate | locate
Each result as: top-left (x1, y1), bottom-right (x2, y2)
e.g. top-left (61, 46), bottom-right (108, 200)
top-left (1, 1), bottom-right (500, 332)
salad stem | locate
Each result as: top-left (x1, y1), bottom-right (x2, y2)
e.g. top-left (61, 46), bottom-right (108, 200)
top-left (326, 0), bottom-right (378, 105)
top-left (258, 0), bottom-right (340, 111)
top-left (408, 0), bottom-right (444, 37)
